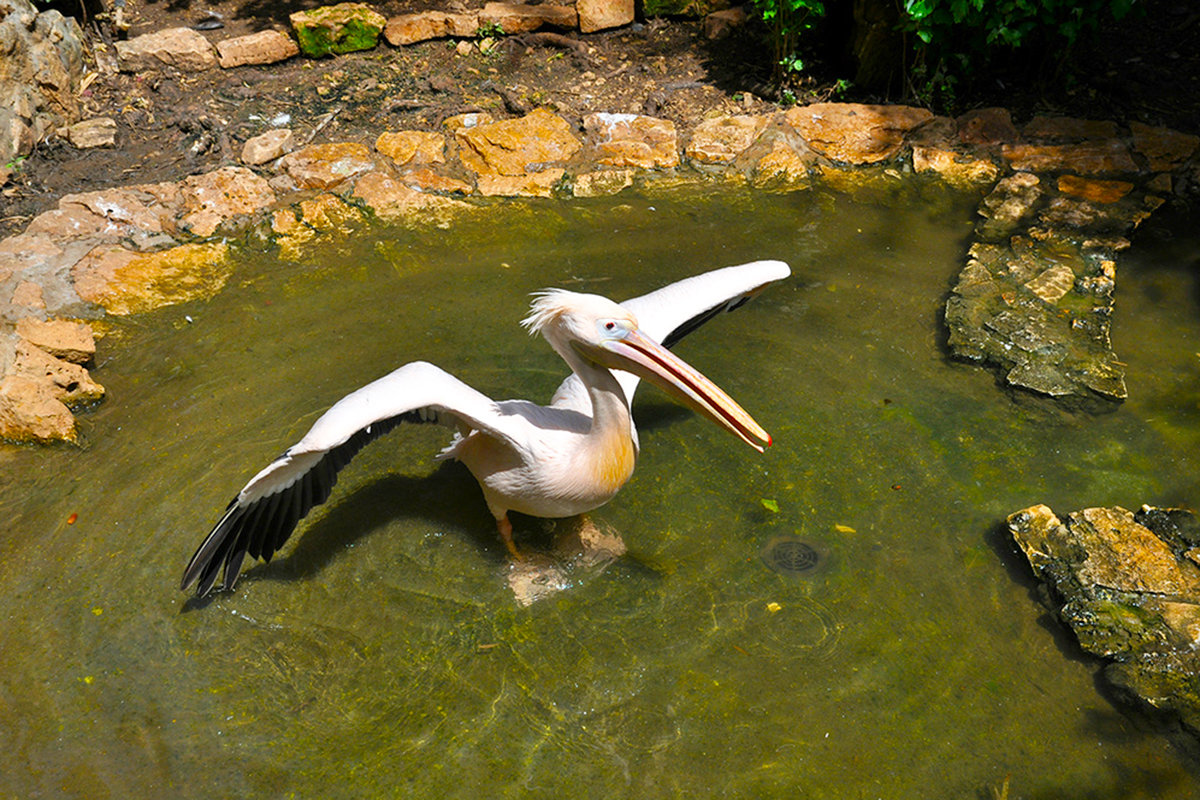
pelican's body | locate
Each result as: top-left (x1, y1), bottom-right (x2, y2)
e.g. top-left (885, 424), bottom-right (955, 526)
top-left (181, 260), bottom-right (791, 597)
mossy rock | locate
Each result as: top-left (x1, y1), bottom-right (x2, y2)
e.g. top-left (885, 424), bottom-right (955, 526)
top-left (290, 3), bottom-right (387, 58)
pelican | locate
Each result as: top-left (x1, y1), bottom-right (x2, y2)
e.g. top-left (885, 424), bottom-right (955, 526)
top-left (181, 259), bottom-right (791, 597)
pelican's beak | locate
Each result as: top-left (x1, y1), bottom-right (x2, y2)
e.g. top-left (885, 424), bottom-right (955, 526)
top-left (580, 328), bottom-right (772, 452)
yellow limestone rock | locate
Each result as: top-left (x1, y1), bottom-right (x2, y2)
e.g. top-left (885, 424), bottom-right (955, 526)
top-left (456, 108), bottom-right (581, 176)
top-left (584, 113), bottom-right (678, 170)
top-left (72, 242), bottom-right (231, 315)
top-left (685, 114), bottom-right (769, 164)
top-left (375, 130), bottom-right (445, 166)
top-left (279, 142), bottom-right (376, 189)
top-left (785, 103), bottom-right (932, 165)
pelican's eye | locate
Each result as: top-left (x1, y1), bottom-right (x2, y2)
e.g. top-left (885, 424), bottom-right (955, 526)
top-left (598, 318), bottom-right (630, 339)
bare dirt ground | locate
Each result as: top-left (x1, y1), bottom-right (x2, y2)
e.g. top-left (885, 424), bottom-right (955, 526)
top-left (2, 0), bottom-right (1198, 240)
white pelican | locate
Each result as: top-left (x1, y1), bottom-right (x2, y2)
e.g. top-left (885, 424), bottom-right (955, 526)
top-left (181, 259), bottom-right (791, 597)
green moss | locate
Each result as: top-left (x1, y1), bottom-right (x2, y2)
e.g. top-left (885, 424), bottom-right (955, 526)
top-left (292, 5), bottom-right (384, 57)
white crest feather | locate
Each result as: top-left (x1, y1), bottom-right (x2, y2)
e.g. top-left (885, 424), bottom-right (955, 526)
top-left (522, 289), bottom-right (580, 335)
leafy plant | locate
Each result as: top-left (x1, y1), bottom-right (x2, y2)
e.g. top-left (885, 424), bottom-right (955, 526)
top-left (899, 0), bottom-right (1139, 110)
top-left (749, 0), bottom-right (826, 90)
top-left (476, 21), bottom-right (505, 38)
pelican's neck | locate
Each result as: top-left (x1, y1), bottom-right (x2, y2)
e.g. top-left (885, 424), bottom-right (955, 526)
top-left (565, 351), bottom-right (632, 437)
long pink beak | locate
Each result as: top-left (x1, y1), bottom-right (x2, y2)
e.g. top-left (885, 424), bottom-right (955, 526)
top-left (581, 328), bottom-right (772, 452)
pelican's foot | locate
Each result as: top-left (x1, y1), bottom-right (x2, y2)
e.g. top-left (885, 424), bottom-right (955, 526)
top-left (496, 514), bottom-right (524, 560)
top-left (503, 517), bottom-right (627, 607)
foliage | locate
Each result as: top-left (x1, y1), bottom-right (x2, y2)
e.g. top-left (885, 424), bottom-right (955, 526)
top-left (749, 0), bottom-right (826, 90)
top-left (899, 0), bottom-right (1139, 110)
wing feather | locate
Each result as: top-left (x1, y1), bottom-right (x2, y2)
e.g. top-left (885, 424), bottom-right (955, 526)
top-left (550, 260), bottom-right (791, 411)
top-left (181, 361), bottom-right (527, 597)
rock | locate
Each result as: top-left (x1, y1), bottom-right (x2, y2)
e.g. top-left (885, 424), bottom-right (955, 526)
top-left (216, 30), bottom-right (300, 68)
top-left (53, 182), bottom-right (181, 246)
top-left (179, 166), bottom-right (276, 237)
top-left (571, 169), bottom-right (635, 197)
top-left (1129, 122), bottom-right (1200, 173)
top-left (752, 139), bottom-right (814, 188)
top-left (956, 107), bottom-right (1018, 145)
top-left (10, 281), bottom-right (45, 310)
top-left (271, 192), bottom-right (366, 259)
top-left (351, 171), bottom-right (471, 224)
top-left (11, 337), bottom-right (103, 407)
top-left (15, 317), bottom-right (95, 364)
top-left (477, 169), bottom-right (565, 197)
top-left (577, 0), bottom-right (633, 33)
top-left (375, 130), bottom-right (445, 166)
top-left (115, 27), bottom-right (217, 72)
top-left (911, 146), bottom-right (1000, 188)
top-left (784, 103), bottom-right (933, 165)
top-left (1057, 175), bottom-right (1134, 204)
top-left (1002, 140), bottom-right (1138, 175)
top-left (1008, 504), bottom-right (1200, 736)
top-left (583, 113), bottom-right (678, 170)
top-left (67, 117), bottom-right (117, 149)
top-left (383, 11), bottom-right (479, 45)
top-left (0, 0), bottom-right (85, 173)
top-left (1022, 116), bottom-right (1119, 142)
top-left (401, 168), bottom-right (472, 195)
top-left (71, 242), bottom-right (231, 315)
top-left (976, 172), bottom-right (1043, 241)
top-left (443, 112), bottom-right (494, 133)
top-left (289, 3), bottom-right (387, 57)
top-left (278, 142), bottom-right (376, 189)
top-left (456, 108), bottom-right (581, 176)
top-left (479, 3), bottom-right (578, 34)
top-left (0, 374), bottom-right (78, 443)
top-left (703, 6), bottom-right (746, 39)
top-left (241, 128), bottom-right (294, 165)
top-left (686, 114), bottom-right (770, 164)
top-left (944, 227), bottom-right (1130, 400)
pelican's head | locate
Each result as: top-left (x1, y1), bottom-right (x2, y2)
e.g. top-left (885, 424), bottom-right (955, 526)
top-left (523, 290), bottom-right (772, 451)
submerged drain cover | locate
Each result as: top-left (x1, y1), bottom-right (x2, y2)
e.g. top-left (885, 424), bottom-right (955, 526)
top-left (762, 537), bottom-right (821, 576)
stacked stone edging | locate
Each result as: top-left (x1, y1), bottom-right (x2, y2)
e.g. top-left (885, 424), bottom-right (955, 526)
top-left (1, 7), bottom-right (1199, 442)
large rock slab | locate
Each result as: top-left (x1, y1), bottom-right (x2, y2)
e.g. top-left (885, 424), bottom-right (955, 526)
top-left (278, 142), bottom-right (376, 189)
top-left (351, 171), bottom-right (472, 224)
top-left (1008, 504), bottom-right (1200, 737)
top-left (1002, 140), bottom-right (1138, 176)
top-left (0, 0), bottom-right (85, 180)
top-left (577, 0), bottom-right (633, 32)
top-left (71, 242), bottom-right (231, 315)
top-left (179, 166), bottom-right (276, 236)
top-left (290, 3), bottom-right (387, 57)
top-left (784, 103), bottom-right (932, 165)
top-left (456, 108), bottom-right (581, 176)
top-left (478, 3), bottom-right (578, 34)
top-left (375, 130), bottom-right (445, 166)
top-left (686, 114), bottom-right (770, 164)
top-left (383, 11), bottom-right (479, 45)
top-left (944, 171), bottom-right (1162, 401)
top-left (584, 113), bottom-right (678, 170)
top-left (115, 27), bottom-right (217, 72)
top-left (216, 30), bottom-right (300, 68)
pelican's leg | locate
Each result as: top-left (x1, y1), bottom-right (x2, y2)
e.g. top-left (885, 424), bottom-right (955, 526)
top-left (497, 514), bottom-right (523, 560)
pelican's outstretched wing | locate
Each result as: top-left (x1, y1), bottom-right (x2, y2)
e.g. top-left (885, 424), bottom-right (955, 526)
top-left (181, 361), bottom-right (522, 597)
top-left (551, 260), bottom-right (791, 411)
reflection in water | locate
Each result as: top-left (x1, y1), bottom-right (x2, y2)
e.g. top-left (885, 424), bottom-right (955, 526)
top-left (1, 185), bottom-right (1198, 798)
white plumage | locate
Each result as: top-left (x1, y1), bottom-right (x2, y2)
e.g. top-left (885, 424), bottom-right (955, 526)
top-left (181, 259), bottom-right (790, 597)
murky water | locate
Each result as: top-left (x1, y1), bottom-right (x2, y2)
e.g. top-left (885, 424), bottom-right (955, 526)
top-left (3, 183), bottom-right (1199, 799)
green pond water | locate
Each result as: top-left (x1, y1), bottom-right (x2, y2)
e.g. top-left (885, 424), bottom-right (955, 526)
top-left (3, 183), bottom-right (1199, 798)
